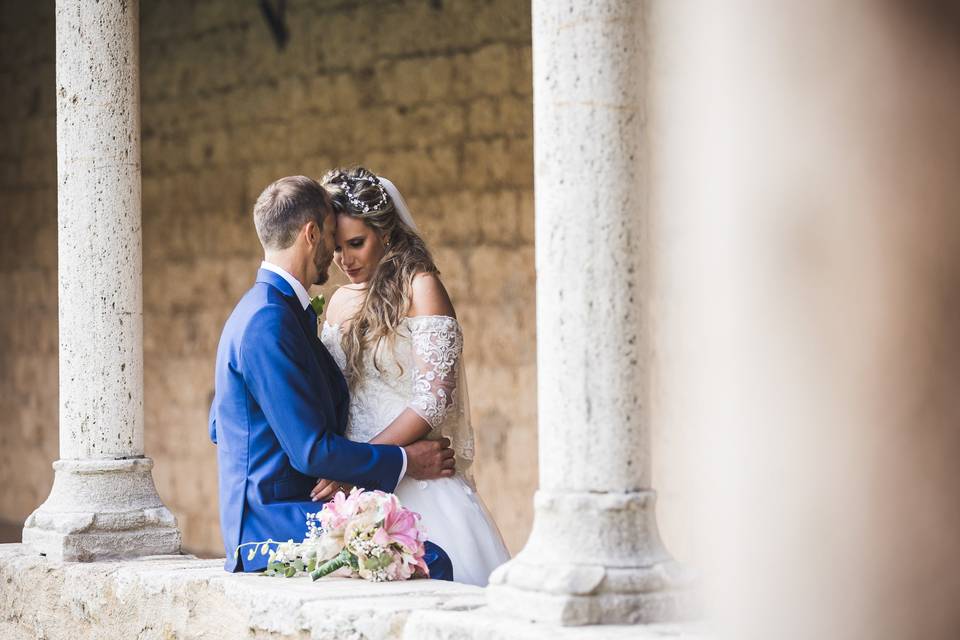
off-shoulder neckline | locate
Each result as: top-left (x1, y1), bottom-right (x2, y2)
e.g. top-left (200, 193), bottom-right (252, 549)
top-left (323, 314), bottom-right (458, 333)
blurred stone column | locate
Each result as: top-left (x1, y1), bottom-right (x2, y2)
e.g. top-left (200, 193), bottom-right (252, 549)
top-left (22, 0), bottom-right (180, 561)
top-left (659, 3), bottom-right (960, 639)
top-left (487, 0), bottom-right (694, 625)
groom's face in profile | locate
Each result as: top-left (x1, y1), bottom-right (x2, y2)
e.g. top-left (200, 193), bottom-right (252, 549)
top-left (311, 208), bottom-right (337, 286)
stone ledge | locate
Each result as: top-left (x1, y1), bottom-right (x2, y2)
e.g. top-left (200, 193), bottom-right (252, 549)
top-left (0, 543), bottom-right (484, 639)
top-left (405, 608), bottom-right (711, 640)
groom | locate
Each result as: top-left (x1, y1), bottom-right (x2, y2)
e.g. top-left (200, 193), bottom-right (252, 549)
top-left (209, 175), bottom-right (455, 576)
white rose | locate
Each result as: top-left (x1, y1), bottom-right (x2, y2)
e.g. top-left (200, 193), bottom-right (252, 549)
top-left (317, 535), bottom-right (342, 561)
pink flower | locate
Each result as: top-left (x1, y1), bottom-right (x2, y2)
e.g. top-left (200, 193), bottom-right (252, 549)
top-left (406, 546), bottom-right (429, 577)
top-left (372, 495), bottom-right (426, 553)
top-left (319, 487), bottom-right (360, 532)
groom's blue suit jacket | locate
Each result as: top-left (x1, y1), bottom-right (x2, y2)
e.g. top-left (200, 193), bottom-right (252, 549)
top-left (209, 269), bottom-right (423, 573)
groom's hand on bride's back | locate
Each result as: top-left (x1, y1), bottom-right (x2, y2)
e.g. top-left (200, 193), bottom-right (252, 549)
top-left (404, 437), bottom-right (456, 480)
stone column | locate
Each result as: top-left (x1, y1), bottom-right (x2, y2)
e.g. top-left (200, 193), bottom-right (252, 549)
top-left (487, 0), bottom-right (693, 626)
top-left (22, 0), bottom-right (181, 561)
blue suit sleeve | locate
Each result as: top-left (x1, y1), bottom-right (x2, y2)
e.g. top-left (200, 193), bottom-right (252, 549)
top-left (208, 401), bottom-right (217, 444)
top-left (239, 303), bottom-right (403, 492)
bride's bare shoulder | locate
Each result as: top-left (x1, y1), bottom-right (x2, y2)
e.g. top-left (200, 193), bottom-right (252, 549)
top-left (326, 285), bottom-right (363, 326)
top-left (408, 272), bottom-right (455, 318)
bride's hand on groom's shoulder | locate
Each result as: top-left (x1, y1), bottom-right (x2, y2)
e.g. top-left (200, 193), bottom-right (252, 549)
top-left (310, 478), bottom-right (353, 502)
top-left (404, 437), bottom-right (456, 481)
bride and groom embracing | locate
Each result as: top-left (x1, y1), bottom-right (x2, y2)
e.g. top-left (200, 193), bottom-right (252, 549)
top-left (208, 169), bottom-right (510, 586)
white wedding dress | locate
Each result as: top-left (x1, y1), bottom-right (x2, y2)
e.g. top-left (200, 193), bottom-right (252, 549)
top-left (321, 315), bottom-right (511, 586)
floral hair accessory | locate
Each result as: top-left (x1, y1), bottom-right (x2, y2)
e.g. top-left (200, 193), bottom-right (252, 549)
top-left (329, 172), bottom-right (389, 214)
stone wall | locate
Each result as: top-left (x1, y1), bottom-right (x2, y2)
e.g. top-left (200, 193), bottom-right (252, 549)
top-left (0, 1), bottom-right (59, 522)
top-left (0, 0), bottom-right (537, 556)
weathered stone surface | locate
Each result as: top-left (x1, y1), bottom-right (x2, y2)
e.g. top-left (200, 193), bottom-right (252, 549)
top-left (405, 608), bottom-right (709, 640)
top-left (55, 0), bottom-right (145, 462)
top-left (0, 543), bottom-right (484, 639)
top-left (22, 458), bottom-right (180, 561)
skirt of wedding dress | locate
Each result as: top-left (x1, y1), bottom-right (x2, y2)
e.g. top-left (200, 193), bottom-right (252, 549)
top-left (394, 473), bottom-right (511, 587)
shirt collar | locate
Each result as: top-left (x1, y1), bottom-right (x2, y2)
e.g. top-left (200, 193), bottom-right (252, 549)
top-left (260, 261), bottom-right (311, 310)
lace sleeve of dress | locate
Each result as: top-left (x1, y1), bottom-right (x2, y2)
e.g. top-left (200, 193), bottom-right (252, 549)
top-left (407, 315), bottom-right (463, 430)
top-left (319, 322), bottom-right (347, 371)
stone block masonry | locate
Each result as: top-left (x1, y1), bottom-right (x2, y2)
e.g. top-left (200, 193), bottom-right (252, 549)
top-left (0, 1), bottom-right (60, 529)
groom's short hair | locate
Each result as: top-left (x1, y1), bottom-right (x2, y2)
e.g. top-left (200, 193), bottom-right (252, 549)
top-left (253, 176), bottom-right (330, 250)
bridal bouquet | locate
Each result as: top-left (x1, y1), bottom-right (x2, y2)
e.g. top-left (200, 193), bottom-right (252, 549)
top-left (236, 488), bottom-right (430, 582)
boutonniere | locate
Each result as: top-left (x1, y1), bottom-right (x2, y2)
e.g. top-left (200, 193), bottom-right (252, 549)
top-left (310, 294), bottom-right (325, 316)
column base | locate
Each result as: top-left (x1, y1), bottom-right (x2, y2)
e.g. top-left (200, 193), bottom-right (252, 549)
top-left (487, 489), bottom-right (699, 625)
top-left (488, 559), bottom-right (698, 626)
top-left (22, 457), bottom-right (181, 562)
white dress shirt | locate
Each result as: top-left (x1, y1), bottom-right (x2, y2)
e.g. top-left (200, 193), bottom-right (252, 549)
top-left (259, 261), bottom-right (408, 485)
top-left (260, 261), bottom-right (311, 310)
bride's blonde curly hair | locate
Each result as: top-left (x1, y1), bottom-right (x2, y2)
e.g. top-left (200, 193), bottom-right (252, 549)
top-left (320, 167), bottom-right (439, 387)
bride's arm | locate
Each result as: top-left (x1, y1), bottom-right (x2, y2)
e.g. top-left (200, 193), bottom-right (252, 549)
top-left (369, 273), bottom-right (458, 448)
top-left (314, 407), bottom-right (438, 500)
top-left (368, 409), bottom-right (431, 446)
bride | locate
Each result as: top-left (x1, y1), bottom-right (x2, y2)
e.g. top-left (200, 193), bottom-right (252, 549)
top-left (311, 166), bottom-right (510, 586)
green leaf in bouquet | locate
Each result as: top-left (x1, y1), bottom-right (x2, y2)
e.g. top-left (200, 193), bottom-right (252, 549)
top-left (284, 565), bottom-right (297, 578)
top-left (307, 559), bottom-right (317, 573)
top-left (310, 294), bottom-right (325, 316)
top-left (292, 559), bottom-right (305, 573)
